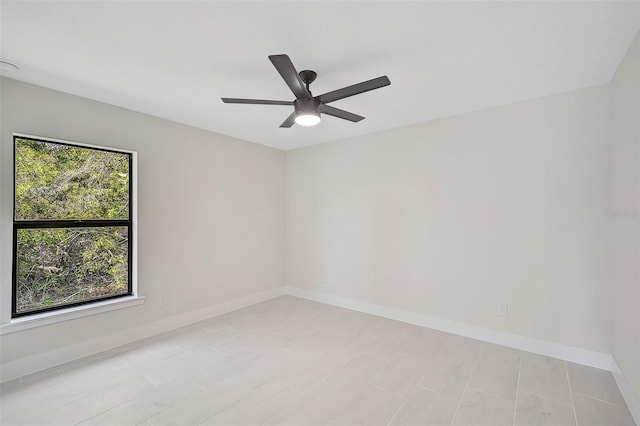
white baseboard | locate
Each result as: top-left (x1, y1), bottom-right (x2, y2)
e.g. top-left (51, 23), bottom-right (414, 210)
top-left (0, 286), bottom-right (284, 383)
top-left (283, 286), bottom-right (613, 371)
top-left (612, 357), bottom-right (640, 425)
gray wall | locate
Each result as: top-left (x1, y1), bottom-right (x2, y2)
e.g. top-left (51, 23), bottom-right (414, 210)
top-left (610, 31), bottom-right (640, 412)
top-left (0, 78), bottom-right (285, 380)
top-left (285, 84), bottom-right (612, 355)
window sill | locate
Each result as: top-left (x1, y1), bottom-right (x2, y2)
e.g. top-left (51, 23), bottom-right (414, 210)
top-left (0, 296), bottom-right (145, 335)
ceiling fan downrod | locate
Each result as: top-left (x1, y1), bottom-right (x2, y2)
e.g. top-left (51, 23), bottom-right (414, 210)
top-left (299, 70), bottom-right (317, 93)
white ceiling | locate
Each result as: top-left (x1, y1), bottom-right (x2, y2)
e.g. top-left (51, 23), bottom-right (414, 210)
top-left (1, 1), bottom-right (639, 150)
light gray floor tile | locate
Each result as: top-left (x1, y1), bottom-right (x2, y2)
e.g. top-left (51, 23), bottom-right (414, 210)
top-left (186, 351), bottom-right (264, 388)
top-left (566, 362), bottom-right (627, 407)
top-left (277, 351), bottom-right (349, 392)
top-left (139, 347), bottom-right (224, 387)
top-left (202, 379), bottom-right (302, 425)
top-left (0, 297), bottom-right (632, 426)
top-left (87, 377), bottom-right (203, 425)
top-left (331, 311), bottom-right (380, 338)
top-left (400, 327), bottom-right (448, 360)
top-left (452, 388), bottom-right (515, 426)
top-left (145, 380), bottom-right (250, 425)
top-left (364, 317), bottom-right (418, 337)
top-left (369, 353), bottom-right (427, 398)
top-left (323, 353), bottom-right (388, 393)
top-left (182, 325), bottom-right (240, 352)
top-left (469, 343), bottom-right (521, 401)
top-left (282, 329), bottom-right (339, 354)
top-left (109, 342), bottom-right (184, 368)
top-left (60, 352), bottom-right (132, 386)
top-left (572, 393), bottom-right (636, 426)
top-left (437, 334), bottom-right (485, 360)
top-left (361, 326), bottom-right (413, 361)
top-left (326, 330), bottom-right (379, 359)
top-left (1, 379), bottom-right (92, 425)
top-left (32, 374), bottom-right (155, 426)
top-left (265, 382), bottom-right (353, 426)
top-left (389, 388), bottom-right (459, 426)
top-left (326, 384), bottom-right (405, 426)
top-left (519, 352), bottom-right (572, 406)
top-left (418, 356), bottom-right (477, 398)
top-left (515, 391), bottom-right (576, 426)
top-left (0, 372), bottom-right (77, 413)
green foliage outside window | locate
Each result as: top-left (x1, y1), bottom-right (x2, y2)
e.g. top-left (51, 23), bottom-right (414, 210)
top-left (14, 138), bottom-right (131, 315)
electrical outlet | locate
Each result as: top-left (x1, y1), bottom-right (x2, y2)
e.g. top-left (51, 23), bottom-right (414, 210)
top-left (497, 303), bottom-right (508, 317)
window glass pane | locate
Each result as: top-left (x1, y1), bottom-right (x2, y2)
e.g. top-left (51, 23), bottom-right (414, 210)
top-left (15, 138), bottom-right (130, 220)
top-left (15, 226), bottom-right (129, 314)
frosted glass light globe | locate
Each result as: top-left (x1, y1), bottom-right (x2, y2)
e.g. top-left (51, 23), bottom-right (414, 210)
top-left (295, 114), bottom-right (321, 126)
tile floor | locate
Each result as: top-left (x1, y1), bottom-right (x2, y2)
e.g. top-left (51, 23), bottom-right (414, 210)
top-left (0, 296), bottom-right (635, 426)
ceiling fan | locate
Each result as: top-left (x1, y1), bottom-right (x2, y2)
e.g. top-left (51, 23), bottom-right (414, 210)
top-left (222, 54), bottom-right (391, 128)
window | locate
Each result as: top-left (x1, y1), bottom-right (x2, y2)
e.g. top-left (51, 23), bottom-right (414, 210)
top-left (13, 136), bottom-right (133, 317)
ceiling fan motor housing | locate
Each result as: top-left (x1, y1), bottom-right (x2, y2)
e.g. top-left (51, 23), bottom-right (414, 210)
top-left (294, 97), bottom-right (321, 117)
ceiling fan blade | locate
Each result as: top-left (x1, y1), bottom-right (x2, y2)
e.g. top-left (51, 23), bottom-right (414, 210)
top-left (280, 112), bottom-right (296, 128)
top-left (221, 98), bottom-right (292, 106)
top-left (269, 54), bottom-right (311, 99)
top-left (317, 76), bottom-right (390, 104)
top-left (320, 104), bottom-right (365, 122)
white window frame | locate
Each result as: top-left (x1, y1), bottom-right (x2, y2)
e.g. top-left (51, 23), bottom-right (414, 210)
top-left (0, 133), bottom-right (142, 335)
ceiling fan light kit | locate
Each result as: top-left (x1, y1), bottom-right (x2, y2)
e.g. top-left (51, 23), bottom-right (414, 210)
top-left (222, 54), bottom-right (390, 128)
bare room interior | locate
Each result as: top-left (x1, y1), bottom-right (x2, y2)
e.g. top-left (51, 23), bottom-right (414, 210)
top-left (0, 1), bottom-right (639, 425)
